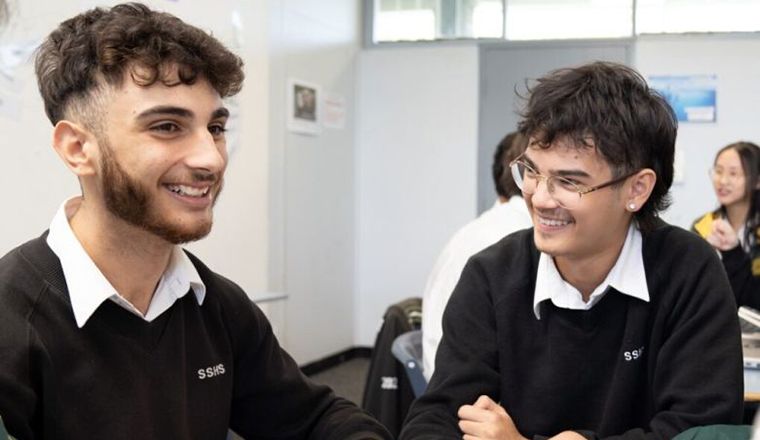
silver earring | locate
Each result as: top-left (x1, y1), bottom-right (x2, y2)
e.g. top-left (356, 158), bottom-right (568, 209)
top-left (628, 202), bottom-right (636, 211)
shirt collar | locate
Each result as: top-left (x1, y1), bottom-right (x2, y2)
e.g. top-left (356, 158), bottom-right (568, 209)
top-left (533, 222), bottom-right (649, 319)
top-left (46, 196), bottom-right (206, 328)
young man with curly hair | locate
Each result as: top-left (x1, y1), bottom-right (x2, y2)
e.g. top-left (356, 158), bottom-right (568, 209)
top-left (0, 3), bottom-right (390, 439)
top-left (400, 62), bottom-right (743, 440)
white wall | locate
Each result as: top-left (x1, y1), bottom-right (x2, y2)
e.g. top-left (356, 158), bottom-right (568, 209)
top-left (355, 45), bottom-right (480, 346)
top-left (634, 34), bottom-right (760, 228)
top-left (267, 0), bottom-right (362, 363)
top-left (0, 2), bottom-right (77, 254)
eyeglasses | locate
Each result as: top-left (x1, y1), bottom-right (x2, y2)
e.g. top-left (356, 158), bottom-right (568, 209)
top-left (510, 158), bottom-right (638, 210)
top-left (709, 168), bottom-right (744, 182)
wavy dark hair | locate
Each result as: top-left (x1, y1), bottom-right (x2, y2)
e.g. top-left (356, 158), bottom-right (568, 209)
top-left (518, 61), bottom-right (677, 232)
top-left (715, 141), bottom-right (760, 247)
top-left (35, 2), bottom-right (244, 126)
top-left (492, 131), bottom-right (528, 199)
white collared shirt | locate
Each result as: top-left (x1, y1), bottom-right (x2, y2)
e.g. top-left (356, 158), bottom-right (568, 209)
top-left (533, 222), bottom-right (649, 319)
top-left (46, 196), bottom-right (206, 328)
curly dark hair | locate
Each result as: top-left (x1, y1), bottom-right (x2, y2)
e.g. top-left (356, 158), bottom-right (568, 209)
top-left (492, 131), bottom-right (528, 199)
top-left (35, 2), bottom-right (244, 126)
top-left (518, 61), bottom-right (677, 232)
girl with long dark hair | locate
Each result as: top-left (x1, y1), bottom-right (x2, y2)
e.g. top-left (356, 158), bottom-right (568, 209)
top-left (693, 141), bottom-right (760, 307)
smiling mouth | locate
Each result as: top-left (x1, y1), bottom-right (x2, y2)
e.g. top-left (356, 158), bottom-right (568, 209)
top-left (537, 216), bottom-right (573, 227)
top-left (166, 184), bottom-right (211, 197)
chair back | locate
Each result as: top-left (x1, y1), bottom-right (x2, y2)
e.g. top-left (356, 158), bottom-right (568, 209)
top-left (391, 329), bottom-right (427, 397)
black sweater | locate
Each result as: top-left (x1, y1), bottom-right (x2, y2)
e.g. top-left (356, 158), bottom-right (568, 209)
top-left (400, 223), bottom-right (743, 440)
top-left (0, 233), bottom-right (391, 440)
top-left (721, 245), bottom-right (760, 309)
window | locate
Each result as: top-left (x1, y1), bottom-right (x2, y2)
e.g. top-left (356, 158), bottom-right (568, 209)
top-left (369, 0), bottom-right (760, 44)
top-left (375, 8), bottom-right (437, 41)
top-left (373, 0), bottom-right (504, 43)
top-left (472, 1), bottom-right (505, 38)
top-left (636, 0), bottom-right (760, 34)
top-left (505, 0), bottom-right (633, 40)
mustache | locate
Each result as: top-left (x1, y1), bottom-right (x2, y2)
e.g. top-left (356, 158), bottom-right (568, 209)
top-left (187, 171), bottom-right (221, 184)
top-left (533, 209), bottom-right (573, 221)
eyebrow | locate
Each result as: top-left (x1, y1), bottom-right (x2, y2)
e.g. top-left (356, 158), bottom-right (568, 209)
top-left (135, 105), bottom-right (230, 121)
top-left (522, 154), bottom-right (592, 179)
top-left (136, 106), bottom-right (192, 121)
top-left (211, 107), bottom-right (230, 120)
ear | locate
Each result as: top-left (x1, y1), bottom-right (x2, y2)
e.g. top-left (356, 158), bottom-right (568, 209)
top-left (625, 168), bottom-right (657, 213)
top-left (51, 120), bottom-right (99, 177)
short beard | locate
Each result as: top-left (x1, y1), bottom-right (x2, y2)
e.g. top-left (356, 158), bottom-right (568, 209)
top-left (99, 142), bottom-right (222, 244)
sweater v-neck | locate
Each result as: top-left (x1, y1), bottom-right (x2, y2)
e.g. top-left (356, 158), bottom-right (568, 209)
top-left (84, 293), bottom-right (182, 353)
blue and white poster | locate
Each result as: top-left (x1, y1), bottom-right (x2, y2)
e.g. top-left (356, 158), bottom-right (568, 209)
top-left (648, 75), bottom-right (717, 123)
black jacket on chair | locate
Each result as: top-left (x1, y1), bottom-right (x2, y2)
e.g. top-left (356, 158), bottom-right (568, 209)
top-left (362, 298), bottom-right (421, 438)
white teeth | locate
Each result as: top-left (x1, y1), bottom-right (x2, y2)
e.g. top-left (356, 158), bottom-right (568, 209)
top-left (539, 217), bottom-right (571, 227)
top-left (167, 184), bottom-right (210, 197)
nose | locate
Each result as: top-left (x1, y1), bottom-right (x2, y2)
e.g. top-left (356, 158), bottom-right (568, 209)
top-left (185, 129), bottom-right (227, 174)
top-left (530, 178), bottom-right (560, 209)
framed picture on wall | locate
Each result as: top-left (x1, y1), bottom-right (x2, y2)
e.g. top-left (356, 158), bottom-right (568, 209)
top-left (287, 78), bottom-right (321, 135)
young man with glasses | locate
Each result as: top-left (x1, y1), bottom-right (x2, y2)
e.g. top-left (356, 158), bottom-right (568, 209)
top-left (400, 62), bottom-right (743, 439)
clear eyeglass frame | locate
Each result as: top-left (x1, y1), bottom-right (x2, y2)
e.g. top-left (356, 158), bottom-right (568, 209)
top-left (509, 158), bottom-right (638, 209)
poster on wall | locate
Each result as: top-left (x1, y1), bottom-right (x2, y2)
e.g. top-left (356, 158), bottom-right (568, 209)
top-left (287, 78), bottom-right (321, 136)
top-left (323, 94), bottom-right (346, 130)
top-left (648, 75), bottom-right (717, 123)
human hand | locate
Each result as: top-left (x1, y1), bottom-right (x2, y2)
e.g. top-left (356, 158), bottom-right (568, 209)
top-left (706, 218), bottom-right (740, 251)
top-left (457, 395), bottom-right (527, 440)
top-left (548, 431), bottom-right (586, 440)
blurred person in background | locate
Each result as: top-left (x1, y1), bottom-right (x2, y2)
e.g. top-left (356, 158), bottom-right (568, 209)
top-left (693, 141), bottom-right (760, 308)
top-left (421, 131), bottom-right (532, 381)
